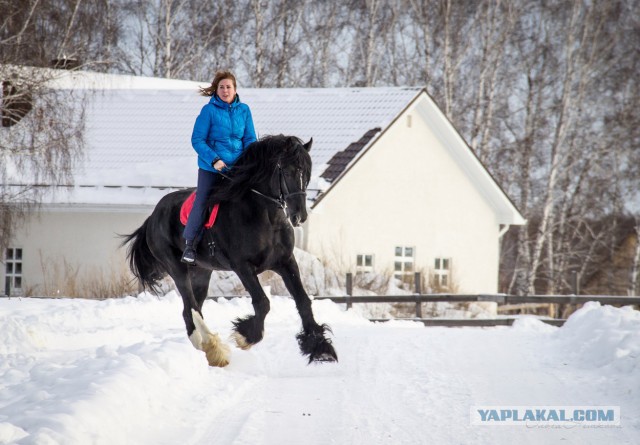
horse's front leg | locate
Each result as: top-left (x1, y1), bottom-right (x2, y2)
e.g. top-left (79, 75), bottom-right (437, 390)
top-left (274, 258), bottom-right (338, 363)
top-left (232, 265), bottom-right (271, 350)
top-left (172, 266), bottom-right (230, 367)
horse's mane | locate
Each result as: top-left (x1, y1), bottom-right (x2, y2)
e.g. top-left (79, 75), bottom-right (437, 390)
top-left (210, 134), bottom-right (311, 203)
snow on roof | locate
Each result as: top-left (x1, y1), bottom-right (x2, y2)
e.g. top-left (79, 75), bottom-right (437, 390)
top-left (246, 87), bottom-right (420, 173)
top-left (4, 70), bottom-right (525, 223)
top-left (46, 67), bottom-right (202, 90)
top-left (30, 70), bottom-right (421, 201)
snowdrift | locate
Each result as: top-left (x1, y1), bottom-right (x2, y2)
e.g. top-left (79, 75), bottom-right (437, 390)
top-left (0, 293), bottom-right (638, 444)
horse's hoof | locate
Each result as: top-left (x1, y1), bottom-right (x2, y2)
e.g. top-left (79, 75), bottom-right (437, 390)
top-left (232, 316), bottom-right (264, 346)
top-left (297, 327), bottom-right (338, 364)
top-left (204, 337), bottom-right (231, 367)
top-left (206, 352), bottom-right (230, 367)
top-left (312, 352), bottom-right (338, 363)
top-left (206, 351), bottom-right (230, 367)
top-left (230, 331), bottom-right (253, 350)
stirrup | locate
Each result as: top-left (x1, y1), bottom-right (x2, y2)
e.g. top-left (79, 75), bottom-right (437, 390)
top-left (181, 247), bottom-right (196, 264)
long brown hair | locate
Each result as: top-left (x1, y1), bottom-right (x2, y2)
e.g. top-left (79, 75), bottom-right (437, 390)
top-left (199, 70), bottom-right (237, 97)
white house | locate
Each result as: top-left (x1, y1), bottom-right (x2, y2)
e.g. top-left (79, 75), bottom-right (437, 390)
top-left (1, 69), bottom-right (524, 296)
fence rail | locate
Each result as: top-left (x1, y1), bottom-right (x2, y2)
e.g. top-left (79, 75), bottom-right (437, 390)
top-left (368, 317), bottom-right (567, 327)
top-left (312, 294), bottom-right (640, 305)
top-left (301, 272), bottom-right (639, 327)
top-left (207, 293), bottom-right (640, 328)
top-left (309, 293), bottom-right (640, 327)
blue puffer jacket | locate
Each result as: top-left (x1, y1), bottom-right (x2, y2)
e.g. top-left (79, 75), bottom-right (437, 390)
top-left (191, 94), bottom-right (257, 172)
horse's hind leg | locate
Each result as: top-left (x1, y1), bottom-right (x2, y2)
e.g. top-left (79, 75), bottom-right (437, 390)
top-left (173, 266), bottom-right (230, 367)
top-left (274, 259), bottom-right (338, 363)
top-left (231, 265), bottom-right (271, 350)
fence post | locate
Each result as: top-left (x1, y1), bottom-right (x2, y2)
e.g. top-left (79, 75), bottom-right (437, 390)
top-left (414, 272), bottom-right (422, 318)
top-left (346, 273), bottom-right (353, 310)
top-left (571, 271), bottom-right (580, 295)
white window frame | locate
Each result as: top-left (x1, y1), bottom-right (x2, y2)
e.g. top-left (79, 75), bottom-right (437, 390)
top-left (4, 247), bottom-right (23, 296)
top-left (433, 257), bottom-right (451, 288)
top-left (356, 254), bottom-right (375, 274)
top-left (394, 246), bottom-right (415, 279)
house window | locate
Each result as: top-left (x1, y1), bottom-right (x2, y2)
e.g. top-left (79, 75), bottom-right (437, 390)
top-left (356, 254), bottom-right (374, 273)
top-left (434, 257), bottom-right (451, 288)
top-left (4, 248), bottom-right (23, 296)
top-left (394, 246), bottom-right (415, 279)
top-left (2, 81), bottom-right (33, 127)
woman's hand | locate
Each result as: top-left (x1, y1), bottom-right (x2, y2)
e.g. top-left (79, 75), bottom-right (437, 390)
top-left (213, 159), bottom-right (227, 171)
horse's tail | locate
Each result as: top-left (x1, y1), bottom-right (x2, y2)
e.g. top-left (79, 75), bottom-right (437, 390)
top-left (121, 217), bottom-right (166, 294)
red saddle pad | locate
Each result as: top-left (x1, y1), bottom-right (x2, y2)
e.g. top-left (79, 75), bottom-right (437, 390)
top-left (180, 192), bottom-right (220, 229)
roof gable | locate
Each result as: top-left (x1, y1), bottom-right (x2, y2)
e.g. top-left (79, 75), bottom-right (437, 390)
top-left (311, 90), bottom-right (525, 225)
top-left (412, 92), bottom-right (524, 224)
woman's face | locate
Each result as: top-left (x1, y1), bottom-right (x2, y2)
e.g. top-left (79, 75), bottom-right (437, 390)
top-left (217, 78), bottom-right (236, 104)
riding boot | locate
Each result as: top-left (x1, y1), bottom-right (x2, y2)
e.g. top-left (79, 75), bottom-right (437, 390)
top-left (181, 239), bottom-right (197, 264)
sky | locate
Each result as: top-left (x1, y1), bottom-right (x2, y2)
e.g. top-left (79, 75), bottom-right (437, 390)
top-left (0, 292), bottom-right (638, 445)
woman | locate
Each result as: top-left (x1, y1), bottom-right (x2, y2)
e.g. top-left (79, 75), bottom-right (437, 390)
top-left (182, 70), bottom-right (257, 263)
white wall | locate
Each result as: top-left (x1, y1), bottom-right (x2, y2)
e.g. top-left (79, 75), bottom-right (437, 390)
top-left (2, 208), bottom-right (149, 296)
top-left (306, 98), bottom-right (501, 293)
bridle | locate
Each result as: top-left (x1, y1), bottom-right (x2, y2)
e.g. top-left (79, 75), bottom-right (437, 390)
top-left (219, 162), bottom-right (307, 210)
top-left (276, 162), bottom-right (307, 205)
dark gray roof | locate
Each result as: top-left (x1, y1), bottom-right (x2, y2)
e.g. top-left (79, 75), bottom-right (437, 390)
top-left (320, 127), bottom-right (381, 182)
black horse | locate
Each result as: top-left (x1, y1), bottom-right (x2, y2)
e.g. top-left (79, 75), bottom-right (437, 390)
top-left (122, 135), bottom-right (337, 367)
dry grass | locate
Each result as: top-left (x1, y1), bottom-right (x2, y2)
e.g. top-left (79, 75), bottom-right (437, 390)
top-left (40, 255), bottom-right (138, 299)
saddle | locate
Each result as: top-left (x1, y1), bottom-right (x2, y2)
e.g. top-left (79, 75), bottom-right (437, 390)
top-left (179, 192), bottom-right (220, 229)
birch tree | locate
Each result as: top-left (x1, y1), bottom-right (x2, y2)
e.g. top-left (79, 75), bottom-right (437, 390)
top-left (118, 0), bottom-right (235, 80)
top-left (0, 1), bottom-right (97, 252)
top-left (0, 74), bottom-right (85, 252)
top-left (630, 221), bottom-right (640, 296)
top-left (514, 1), bottom-right (635, 294)
top-left (298, 1), bottom-right (351, 87)
top-left (344, 0), bottom-right (400, 87)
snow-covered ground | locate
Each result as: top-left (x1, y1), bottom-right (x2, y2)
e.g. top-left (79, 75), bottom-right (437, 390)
top-left (0, 293), bottom-right (638, 445)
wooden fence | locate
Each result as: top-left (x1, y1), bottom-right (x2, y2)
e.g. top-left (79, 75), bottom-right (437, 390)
top-left (311, 293), bottom-right (640, 327)
top-left (211, 272), bottom-right (640, 328)
top-left (307, 272), bottom-right (640, 327)
top-left (209, 292), bottom-right (640, 327)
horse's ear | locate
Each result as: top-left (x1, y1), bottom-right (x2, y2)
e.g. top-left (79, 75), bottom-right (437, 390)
top-left (303, 138), bottom-right (313, 152)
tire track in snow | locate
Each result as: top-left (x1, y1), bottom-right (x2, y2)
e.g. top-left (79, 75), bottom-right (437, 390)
top-left (190, 325), bottom-right (349, 445)
top-left (194, 322), bottom-right (433, 445)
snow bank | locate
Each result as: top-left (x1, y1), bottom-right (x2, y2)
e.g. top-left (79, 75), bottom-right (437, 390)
top-left (555, 302), bottom-right (640, 371)
top-left (0, 295), bottom-right (637, 444)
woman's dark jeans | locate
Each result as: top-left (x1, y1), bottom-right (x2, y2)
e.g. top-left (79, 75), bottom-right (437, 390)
top-left (183, 168), bottom-right (219, 242)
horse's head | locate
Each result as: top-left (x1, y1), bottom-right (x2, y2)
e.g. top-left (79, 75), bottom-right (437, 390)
top-left (219, 135), bottom-right (313, 226)
top-left (278, 137), bottom-right (312, 227)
